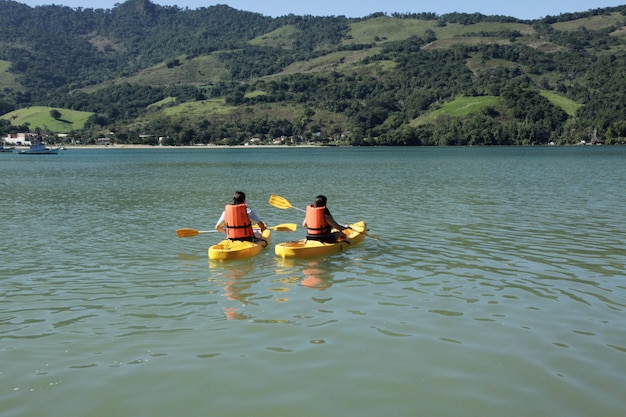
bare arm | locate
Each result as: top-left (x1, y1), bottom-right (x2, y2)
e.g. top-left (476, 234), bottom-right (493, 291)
top-left (325, 213), bottom-right (346, 231)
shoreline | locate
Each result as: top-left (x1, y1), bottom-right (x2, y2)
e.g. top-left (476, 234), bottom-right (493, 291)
top-left (59, 144), bottom-right (323, 149)
top-left (4, 143), bottom-right (326, 150)
top-left (7, 143), bottom-right (616, 150)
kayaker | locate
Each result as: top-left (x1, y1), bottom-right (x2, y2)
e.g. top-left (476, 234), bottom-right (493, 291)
top-left (215, 191), bottom-right (267, 240)
top-left (303, 195), bottom-right (348, 243)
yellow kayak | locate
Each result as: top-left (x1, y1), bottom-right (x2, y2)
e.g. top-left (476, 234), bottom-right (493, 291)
top-left (208, 229), bottom-right (271, 261)
top-left (275, 221), bottom-right (367, 258)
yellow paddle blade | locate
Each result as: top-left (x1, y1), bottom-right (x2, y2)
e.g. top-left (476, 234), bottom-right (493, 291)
top-left (268, 195), bottom-right (306, 213)
top-left (176, 228), bottom-right (200, 238)
top-left (268, 194), bottom-right (293, 210)
top-left (348, 225), bottom-right (380, 241)
top-left (176, 228), bottom-right (217, 238)
top-left (269, 223), bottom-right (297, 232)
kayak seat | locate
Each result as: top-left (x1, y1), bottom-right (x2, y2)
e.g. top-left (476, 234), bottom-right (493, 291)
top-left (306, 233), bottom-right (349, 244)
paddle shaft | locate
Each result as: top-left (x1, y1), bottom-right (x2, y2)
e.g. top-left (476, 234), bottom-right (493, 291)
top-left (177, 223), bottom-right (296, 238)
top-left (348, 226), bottom-right (380, 241)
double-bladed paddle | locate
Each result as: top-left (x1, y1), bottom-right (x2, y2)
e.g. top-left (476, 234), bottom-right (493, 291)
top-left (176, 223), bottom-right (297, 238)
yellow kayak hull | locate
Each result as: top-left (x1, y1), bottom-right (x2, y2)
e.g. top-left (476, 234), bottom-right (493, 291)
top-left (208, 229), bottom-right (271, 261)
top-left (275, 221), bottom-right (367, 258)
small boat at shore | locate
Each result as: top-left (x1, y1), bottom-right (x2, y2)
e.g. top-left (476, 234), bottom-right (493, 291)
top-left (19, 142), bottom-right (61, 154)
top-left (0, 145), bottom-right (15, 152)
top-left (208, 228), bottom-right (272, 261)
top-left (17, 137), bottom-right (61, 154)
top-left (275, 221), bottom-right (367, 258)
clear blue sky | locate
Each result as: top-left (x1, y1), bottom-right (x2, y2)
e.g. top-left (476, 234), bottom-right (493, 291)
top-left (15, 0), bottom-right (626, 20)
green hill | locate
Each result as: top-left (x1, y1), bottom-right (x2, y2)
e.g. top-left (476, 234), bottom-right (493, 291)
top-left (0, 0), bottom-right (625, 145)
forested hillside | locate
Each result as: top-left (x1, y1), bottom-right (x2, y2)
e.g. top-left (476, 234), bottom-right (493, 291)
top-left (1, 0), bottom-right (625, 145)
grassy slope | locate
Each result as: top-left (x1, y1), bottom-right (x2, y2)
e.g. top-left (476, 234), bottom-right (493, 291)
top-left (80, 54), bottom-right (230, 94)
top-left (411, 91), bottom-right (581, 126)
top-left (249, 25), bottom-right (300, 49)
top-left (160, 99), bottom-right (235, 117)
top-left (344, 17), bottom-right (535, 46)
top-left (272, 49), bottom-right (384, 75)
top-left (0, 106), bottom-right (94, 133)
top-left (552, 12), bottom-right (624, 31)
top-left (413, 96), bottom-right (500, 125)
top-left (540, 91), bottom-right (582, 116)
top-left (121, 55), bottom-right (231, 86)
top-left (146, 98), bottom-right (349, 134)
top-left (343, 17), bottom-right (434, 45)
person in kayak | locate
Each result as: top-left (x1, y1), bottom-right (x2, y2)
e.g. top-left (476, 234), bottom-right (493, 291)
top-left (215, 191), bottom-right (267, 240)
top-left (303, 195), bottom-right (348, 243)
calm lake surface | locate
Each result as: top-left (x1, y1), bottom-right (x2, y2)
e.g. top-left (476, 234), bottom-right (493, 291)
top-left (2, 146), bottom-right (625, 417)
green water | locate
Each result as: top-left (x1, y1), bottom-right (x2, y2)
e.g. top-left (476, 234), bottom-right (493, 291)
top-left (2, 146), bottom-right (625, 417)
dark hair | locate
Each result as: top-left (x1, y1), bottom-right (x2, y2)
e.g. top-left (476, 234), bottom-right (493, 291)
top-left (314, 195), bottom-right (327, 207)
top-left (233, 191), bottom-right (246, 205)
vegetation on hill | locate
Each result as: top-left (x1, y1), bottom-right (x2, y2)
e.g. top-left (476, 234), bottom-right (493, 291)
top-left (0, 0), bottom-right (625, 145)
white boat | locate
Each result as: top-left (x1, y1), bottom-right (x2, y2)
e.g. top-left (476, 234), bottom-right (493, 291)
top-left (18, 140), bottom-right (61, 155)
top-left (0, 144), bottom-right (15, 152)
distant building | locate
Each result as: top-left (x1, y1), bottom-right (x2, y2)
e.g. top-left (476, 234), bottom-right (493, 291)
top-left (2, 132), bottom-right (38, 146)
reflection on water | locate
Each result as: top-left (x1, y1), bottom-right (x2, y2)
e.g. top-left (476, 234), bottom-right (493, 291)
top-left (301, 261), bottom-right (332, 289)
top-left (276, 258), bottom-right (334, 290)
top-left (208, 257), bottom-right (336, 320)
top-left (209, 260), bottom-right (256, 320)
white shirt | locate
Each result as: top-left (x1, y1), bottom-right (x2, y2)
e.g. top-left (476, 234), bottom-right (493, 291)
top-left (215, 206), bottom-right (262, 229)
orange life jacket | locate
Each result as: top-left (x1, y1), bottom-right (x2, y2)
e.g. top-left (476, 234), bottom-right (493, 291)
top-left (306, 205), bottom-right (331, 236)
top-left (225, 204), bottom-right (253, 239)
